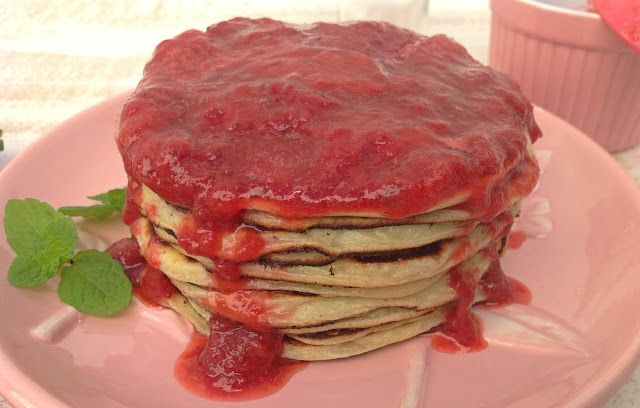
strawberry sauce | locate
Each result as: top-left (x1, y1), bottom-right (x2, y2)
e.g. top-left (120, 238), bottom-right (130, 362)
top-left (506, 230), bottom-right (527, 250)
top-left (116, 18), bottom-right (541, 261)
top-left (211, 261), bottom-right (247, 293)
top-left (106, 237), bottom-right (301, 400)
top-left (431, 265), bottom-right (488, 353)
top-left (175, 327), bottom-right (306, 401)
top-left (106, 238), bottom-right (178, 308)
top-left (480, 259), bottom-right (532, 307)
top-left (105, 237), bottom-right (144, 268)
top-left (112, 18), bottom-right (541, 401)
top-left (431, 254), bottom-right (531, 353)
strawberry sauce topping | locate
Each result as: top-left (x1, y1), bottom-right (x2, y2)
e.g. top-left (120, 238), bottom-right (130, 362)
top-left (506, 230), bottom-right (527, 250)
top-left (116, 18), bottom-right (540, 260)
top-left (480, 259), bottom-right (532, 307)
top-left (106, 237), bottom-right (144, 268)
top-left (112, 18), bottom-right (540, 401)
top-left (106, 238), bottom-right (177, 308)
top-left (107, 237), bottom-right (296, 400)
top-left (431, 265), bottom-right (488, 353)
top-left (432, 252), bottom-right (531, 353)
top-left (175, 322), bottom-right (306, 401)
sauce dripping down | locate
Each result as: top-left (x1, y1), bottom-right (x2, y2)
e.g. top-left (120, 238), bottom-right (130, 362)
top-left (109, 18), bottom-right (542, 400)
top-left (106, 237), bottom-right (304, 401)
top-left (107, 221), bottom-right (532, 400)
top-left (431, 265), bottom-right (488, 353)
top-left (106, 237), bottom-right (178, 308)
top-left (506, 230), bottom-right (527, 250)
top-left (479, 259), bottom-right (532, 307)
top-left (175, 314), bottom-right (306, 401)
top-left (431, 255), bottom-right (532, 353)
top-left (177, 215), bottom-right (266, 262)
top-left (122, 178), bottom-right (143, 226)
top-left (212, 261), bottom-right (247, 293)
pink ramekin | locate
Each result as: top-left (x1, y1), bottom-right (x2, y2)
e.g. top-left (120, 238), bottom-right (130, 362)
top-left (489, 0), bottom-right (640, 152)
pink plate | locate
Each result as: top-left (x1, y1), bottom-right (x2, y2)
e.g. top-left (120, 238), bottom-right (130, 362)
top-left (2, 93), bottom-right (640, 408)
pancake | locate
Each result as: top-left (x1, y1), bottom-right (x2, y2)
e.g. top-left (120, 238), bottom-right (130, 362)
top-left (172, 266), bottom-right (494, 337)
top-left (283, 287), bottom-right (482, 346)
top-left (160, 279), bottom-right (489, 358)
top-left (131, 204), bottom-right (516, 289)
top-left (138, 184), bottom-right (482, 257)
top-left (165, 293), bottom-right (210, 336)
top-left (162, 245), bottom-right (449, 299)
top-left (243, 206), bottom-right (474, 231)
top-left (111, 18), bottom-right (541, 386)
top-left (281, 307), bottom-right (441, 335)
top-left (143, 185), bottom-right (478, 231)
top-left (168, 247), bottom-right (493, 328)
top-left (281, 308), bottom-right (449, 361)
top-left (159, 292), bottom-right (469, 361)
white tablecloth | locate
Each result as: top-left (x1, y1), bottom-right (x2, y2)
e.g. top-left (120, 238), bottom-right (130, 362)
top-left (2, 1), bottom-right (640, 407)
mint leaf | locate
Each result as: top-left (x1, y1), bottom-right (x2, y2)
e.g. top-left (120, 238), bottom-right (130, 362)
top-left (57, 205), bottom-right (115, 219)
top-left (8, 252), bottom-right (61, 287)
top-left (4, 196), bottom-right (134, 315)
top-left (59, 188), bottom-right (126, 219)
top-left (58, 250), bottom-right (132, 315)
top-left (4, 200), bottom-right (77, 287)
top-left (88, 188), bottom-right (126, 212)
top-left (4, 198), bottom-right (78, 262)
top-left (0, 129), bottom-right (4, 152)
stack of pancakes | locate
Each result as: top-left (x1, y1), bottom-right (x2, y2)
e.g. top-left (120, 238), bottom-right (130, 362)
top-left (128, 184), bottom-right (524, 361)
top-left (117, 18), bottom-right (542, 362)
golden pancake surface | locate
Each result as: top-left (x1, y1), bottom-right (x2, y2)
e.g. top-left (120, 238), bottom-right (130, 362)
top-left (127, 184), bottom-right (520, 360)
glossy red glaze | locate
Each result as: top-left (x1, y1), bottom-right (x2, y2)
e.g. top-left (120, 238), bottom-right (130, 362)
top-left (175, 330), bottom-right (307, 401)
top-left (507, 230), bottom-right (527, 249)
top-left (105, 237), bottom-right (144, 268)
top-left (213, 260), bottom-right (242, 280)
top-left (200, 315), bottom-right (281, 383)
top-left (201, 291), bottom-right (271, 327)
top-left (212, 278), bottom-right (248, 295)
top-left (212, 260), bottom-right (245, 293)
top-left (431, 314), bottom-right (487, 353)
top-left (139, 264), bottom-right (179, 306)
top-left (448, 210), bottom-right (514, 266)
top-left (176, 215), bottom-right (265, 261)
top-left (480, 259), bottom-right (532, 306)
top-left (105, 237), bottom-right (176, 308)
top-left (143, 203), bottom-right (158, 220)
top-left (106, 237), bottom-right (145, 289)
top-left (116, 18), bottom-right (541, 245)
top-left (144, 235), bottom-right (165, 269)
top-left (114, 18), bottom-right (541, 399)
top-left (431, 265), bottom-right (488, 353)
top-left (431, 250), bottom-right (532, 352)
top-left (122, 178), bottom-right (142, 226)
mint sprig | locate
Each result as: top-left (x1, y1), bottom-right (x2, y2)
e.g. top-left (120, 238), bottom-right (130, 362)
top-left (58, 250), bottom-right (132, 315)
top-left (0, 129), bottom-right (4, 152)
top-left (59, 188), bottom-right (126, 219)
top-left (3, 197), bottom-right (131, 315)
top-left (5, 199), bottom-right (77, 287)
